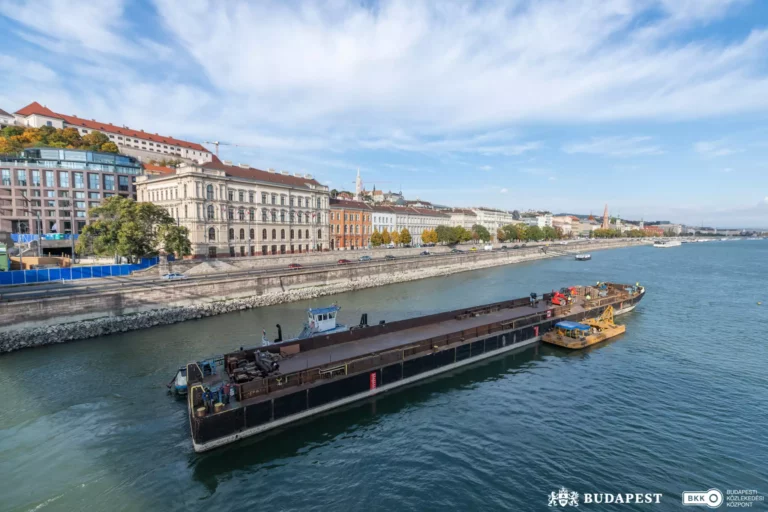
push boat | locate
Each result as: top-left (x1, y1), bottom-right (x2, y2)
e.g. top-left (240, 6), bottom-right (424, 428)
top-left (183, 282), bottom-right (645, 452)
top-left (542, 306), bottom-right (624, 349)
top-left (575, 254), bottom-right (591, 261)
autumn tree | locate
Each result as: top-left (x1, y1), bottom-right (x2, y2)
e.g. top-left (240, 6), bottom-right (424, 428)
top-left (471, 224), bottom-right (491, 242)
top-left (371, 229), bottom-right (383, 246)
top-left (497, 228), bottom-right (506, 242)
top-left (400, 228), bottom-right (412, 245)
top-left (391, 230), bottom-right (401, 245)
top-left (382, 228), bottom-right (391, 244)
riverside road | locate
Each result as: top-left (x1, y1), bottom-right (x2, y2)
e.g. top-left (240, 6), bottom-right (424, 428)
top-left (0, 240), bottom-right (597, 302)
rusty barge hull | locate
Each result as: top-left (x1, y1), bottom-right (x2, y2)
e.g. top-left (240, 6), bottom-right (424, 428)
top-left (187, 283), bottom-right (645, 452)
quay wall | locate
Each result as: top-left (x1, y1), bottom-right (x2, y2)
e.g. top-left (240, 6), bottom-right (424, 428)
top-left (0, 240), bottom-right (649, 353)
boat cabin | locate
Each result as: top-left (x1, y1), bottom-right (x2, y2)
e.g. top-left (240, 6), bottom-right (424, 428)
top-left (552, 320), bottom-right (593, 338)
top-left (307, 305), bottom-right (340, 334)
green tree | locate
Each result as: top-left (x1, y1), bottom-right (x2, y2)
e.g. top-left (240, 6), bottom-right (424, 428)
top-left (77, 196), bottom-right (186, 262)
top-left (435, 225), bottom-right (453, 244)
top-left (542, 226), bottom-right (557, 240)
top-left (82, 131), bottom-right (110, 151)
top-left (1, 126), bottom-right (24, 138)
top-left (100, 141), bottom-right (119, 153)
top-left (158, 224), bottom-right (192, 257)
top-left (400, 228), bottom-right (412, 245)
top-left (371, 229), bottom-right (383, 246)
top-left (453, 226), bottom-right (471, 243)
top-left (471, 224), bottom-right (491, 242)
top-left (526, 225), bottom-right (543, 241)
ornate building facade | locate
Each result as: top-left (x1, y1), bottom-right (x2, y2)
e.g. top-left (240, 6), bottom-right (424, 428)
top-left (135, 161), bottom-right (330, 258)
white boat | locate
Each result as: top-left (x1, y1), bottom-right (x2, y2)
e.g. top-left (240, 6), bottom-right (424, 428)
top-left (575, 254), bottom-right (591, 261)
top-left (653, 240), bottom-right (681, 248)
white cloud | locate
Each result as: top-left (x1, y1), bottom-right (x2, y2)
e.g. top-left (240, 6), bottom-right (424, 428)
top-left (695, 140), bottom-right (741, 157)
top-left (479, 165), bottom-right (493, 171)
top-left (500, 188), bottom-right (508, 194)
top-left (563, 136), bottom-right (664, 157)
top-left (548, 177), bottom-right (557, 181)
top-left (723, 167), bottom-right (734, 173)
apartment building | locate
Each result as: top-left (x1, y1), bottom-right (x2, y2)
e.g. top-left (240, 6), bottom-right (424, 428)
top-left (447, 208), bottom-right (478, 230)
top-left (0, 147), bottom-right (141, 236)
top-left (11, 102), bottom-right (212, 164)
top-left (329, 199), bottom-right (373, 250)
top-left (135, 161), bottom-right (330, 258)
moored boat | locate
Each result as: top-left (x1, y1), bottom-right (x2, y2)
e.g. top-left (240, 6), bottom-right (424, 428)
top-left (542, 306), bottom-right (624, 349)
top-left (182, 282), bottom-right (645, 453)
top-left (575, 254), bottom-right (591, 261)
top-left (654, 240), bottom-right (681, 248)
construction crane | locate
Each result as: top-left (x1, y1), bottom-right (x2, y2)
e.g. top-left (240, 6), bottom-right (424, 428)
top-left (203, 141), bottom-right (239, 157)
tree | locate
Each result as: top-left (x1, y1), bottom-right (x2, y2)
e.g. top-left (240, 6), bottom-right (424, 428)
top-left (100, 141), bottom-right (119, 153)
top-left (1, 126), bottom-right (24, 138)
top-left (453, 226), bottom-right (471, 243)
top-left (471, 224), bottom-right (491, 242)
top-left (421, 228), bottom-right (438, 244)
top-left (371, 229), bottom-right (383, 246)
top-left (391, 230), bottom-right (401, 245)
top-left (158, 224), bottom-right (192, 257)
top-left (526, 225), bottom-right (543, 241)
top-left (0, 137), bottom-right (21, 154)
top-left (496, 228), bottom-right (506, 242)
top-left (77, 196), bottom-right (188, 262)
top-left (542, 226), bottom-right (557, 240)
top-left (330, 189), bottom-right (339, 198)
top-left (436, 225), bottom-right (453, 244)
top-left (82, 131), bottom-right (111, 150)
top-left (400, 228), bottom-right (412, 245)
top-left (382, 228), bottom-right (391, 244)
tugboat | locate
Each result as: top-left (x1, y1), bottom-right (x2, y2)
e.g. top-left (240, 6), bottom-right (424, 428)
top-left (261, 304), bottom-right (350, 346)
top-left (542, 306), bottom-right (625, 349)
top-left (575, 254), bottom-right (591, 261)
top-left (653, 240), bottom-right (681, 248)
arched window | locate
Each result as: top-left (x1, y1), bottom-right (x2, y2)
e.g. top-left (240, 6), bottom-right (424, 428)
top-left (281, 229), bottom-right (285, 240)
top-left (239, 228), bottom-right (245, 240)
top-left (250, 228), bottom-right (254, 240)
top-left (271, 229), bottom-right (276, 240)
top-left (305, 229), bottom-right (309, 239)
top-left (229, 228), bottom-right (234, 240)
top-left (262, 209), bottom-right (268, 222)
top-left (207, 205), bottom-right (214, 219)
top-left (208, 227), bottom-right (215, 241)
top-left (238, 208), bottom-right (245, 220)
top-left (281, 210), bottom-right (286, 223)
top-left (317, 229), bottom-right (322, 239)
top-left (206, 184), bottom-right (214, 200)
top-left (290, 229), bottom-right (294, 239)
top-left (262, 229), bottom-right (267, 239)
top-left (298, 230), bottom-right (302, 239)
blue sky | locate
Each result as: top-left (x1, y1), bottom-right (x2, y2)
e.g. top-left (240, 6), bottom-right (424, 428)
top-left (1, 0), bottom-right (768, 228)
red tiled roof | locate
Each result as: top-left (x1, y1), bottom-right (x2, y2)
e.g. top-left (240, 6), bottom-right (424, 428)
top-left (448, 208), bottom-right (477, 216)
top-left (143, 163), bottom-right (176, 175)
top-left (14, 102), bottom-right (209, 153)
top-left (15, 101), bottom-right (62, 119)
top-left (370, 204), bottom-right (449, 217)
top-left (330, 198), bottom-right (372, 211)
top-left (202, 161), bottom-right (323, 189)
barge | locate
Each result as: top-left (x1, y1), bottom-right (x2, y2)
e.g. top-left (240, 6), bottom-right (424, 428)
top-left (184, 282), bottom-right (645, 452)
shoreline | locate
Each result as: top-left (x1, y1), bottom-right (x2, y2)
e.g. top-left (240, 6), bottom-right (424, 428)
top-left (0, 240), bottom-right (649, 353)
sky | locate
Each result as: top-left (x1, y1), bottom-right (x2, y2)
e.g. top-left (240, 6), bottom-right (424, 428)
top-left (1, 0), bottom-right (767, 228)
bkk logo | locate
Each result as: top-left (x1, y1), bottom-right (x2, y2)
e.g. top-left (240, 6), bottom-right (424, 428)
top-left (548, 488), bottom-right (663, 507)
top-left (682, 489), bottom-right (724, 508)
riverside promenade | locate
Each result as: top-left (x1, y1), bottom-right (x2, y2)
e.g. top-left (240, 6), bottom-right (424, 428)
top-left (0, 239), bottom-right (649, 352)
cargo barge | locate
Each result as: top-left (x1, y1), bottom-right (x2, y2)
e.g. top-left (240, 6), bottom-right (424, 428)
top-left (185, 282), bottom-right (645, 452)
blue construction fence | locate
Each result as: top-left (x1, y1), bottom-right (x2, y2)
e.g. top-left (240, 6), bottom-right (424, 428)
top-left (0, 257), bottom-right (159, 285)
top-left (11, 234), bottom-right (79, 243)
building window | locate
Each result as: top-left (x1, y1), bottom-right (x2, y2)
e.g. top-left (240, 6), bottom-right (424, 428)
top-left (239, 228), bottom-right (245, 240)
top-left (305, 229), bottom-right (309, 239)
top-left (1, 169), bottom-right (9, 186)
top-left (229, 228), bottom-right (234, 240)
top-left (298, 212), bottom-right (302, 223)
top-left (249, 191), bottom-right (254, 203)
top-left (281, 229), bottom-right (285, 240)
top-left (281, 195), bottom-right (286, 205)
top-left (271, 210), bottom-right (277, 222)
top-left (206, 184), bottom-right (214, 200)
top-left (228, 190), bottom-right (234, 201)
top-left (238, 208), bottom-right (245, 220)
top-left (262, 210), bottom-right (268, 222)
top-left (16, 169), bottom-right (27, 186)
top-left (298, 230), bottom-right (302, 239)
top-left (262, 192), bottom-right (267, 203)
top-left (184, 205), bottom-right (188, 218)
top-left (290, 229), bottom-right (294, 239)
top-left (183, 184), bottom-right (187, 198)
top-left (271, 194), bottom-right (277, 205)
top-left (280, 210), bottom-right (286, 223)
top-left (58, 171), bottom-right (70, 187)
top-left (262, 229), bottom-right (267, 240)
top-left (103, 175), bottom-right (114, 190)
top-left (271, 229), bottom-right (276, 240)
top-left (207, 205), bottom-right (214, 219)
top-left (228, 208), bottom-right (234, 220)
top-left (249, 228), bottom-right (254, 240)
top-left (249, 208), bottom-right (254, 221)
top-left (317, 229), bottom-right (322, 240)
top-left (208, 227), bottom-right (215, 241)
top-left (290, 197), bottom-right (295, 207)
top-left (118, 176), bottom-right (129, 192)
top-left (290, 211), bottom-right (295, 223)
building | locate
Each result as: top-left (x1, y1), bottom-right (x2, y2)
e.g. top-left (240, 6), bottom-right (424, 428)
top-left (330, 199), bottom-right (372, 250)
top-left (383, 190), bottom-right (404, 203)
top-left (551, 215), bottom-right (573, 235)
top-left (11, 102), bottom-right (212, 164)
top-left (0, 147), bottom-right (142, 237)
top-left (135, 161), bottom-right (330, 258)
top-left (523, 213), bottom-right (554, 229)
top-left (142, 163), bottom-right (176, 176)
top-left (372, 189), bottom-right (384, 203)
top-left (642, 225), bottom-right (664, 236)
top-left (371, 206), bottom-right (396, 235)
top-left (0, 108), bottom-right (13, 127)
top-left (447, 208), bottom-right (477, 230)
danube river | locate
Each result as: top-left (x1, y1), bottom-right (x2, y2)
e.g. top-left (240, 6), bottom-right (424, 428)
top-left (1, 241), bottom-right (766, 511)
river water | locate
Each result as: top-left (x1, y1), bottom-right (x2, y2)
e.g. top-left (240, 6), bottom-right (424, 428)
top-left (1, 241), bottom-right (766, 511)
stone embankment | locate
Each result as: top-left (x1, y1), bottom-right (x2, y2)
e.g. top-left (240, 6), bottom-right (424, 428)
top-left (0, 240), bottom-right (649, 353)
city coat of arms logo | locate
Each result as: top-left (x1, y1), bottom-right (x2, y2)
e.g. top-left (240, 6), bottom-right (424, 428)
top-left (549, 487), bottom-right (580, 507)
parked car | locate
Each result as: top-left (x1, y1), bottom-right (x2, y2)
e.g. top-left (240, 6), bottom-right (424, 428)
top-left (450, 248), bottom-right (465, 254)
top-left (359, 255), bottom-right (372, 262)
top-left (483, 244), bottom-right (494, 251)
top-left (500, 245), bottom-right (508, 250)
top-left (521, 243), bottom-right (528, 248)
top-left (337, 259), bottom-right (352, 265)
top-left (386, 243), bottom-right (395, 249)
top-left (161, 273), bottom-right (187, 280)
top-left (403, 244), bottom-right (411, 248)
top-left (419, 250), bottom-right (430, 256)
top-left (469, 247), bottom-right (478, 252)
top-left (423, 243), bottom-right (436, 247)
top-left (288, 263), bottom-right (303, 270)
top-left (512, 244), bottom-right (520, 249)
top-left (384, 255), bottom-right (397, 261)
